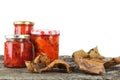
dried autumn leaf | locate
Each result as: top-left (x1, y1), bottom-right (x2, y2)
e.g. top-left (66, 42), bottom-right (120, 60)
top-left (25, 61), bottom-right (47, 72)
top-left (104, 56), bottom-right (120, 68)
top-left (90, 58), bottom-right (105, 64)
top-left (78, 58), bottom-right (105, 74)
top-left (25, 54), bottom-right (71, 73)
top-left (72, 49), bottom-right (88, 58)
top-left (88, 46), bottom-right (104, 59)
top-left (38, 59), bottom-right (71, 73)
top-left (25, 61), bottom-right (35, 72)
top-left (25, 54), bottom-right (50, 72)
top-left (33, 53), bottom-right (50, 65)
top-left (72, 50), bottom-right (106, 74)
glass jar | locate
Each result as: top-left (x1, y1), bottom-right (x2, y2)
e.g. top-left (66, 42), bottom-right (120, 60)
top-left (31, 29), bottom-right (60, 62)
top-left (4, 35), bottom-right (34, 67)
top-left (14, 21), bottom-right (34, 35)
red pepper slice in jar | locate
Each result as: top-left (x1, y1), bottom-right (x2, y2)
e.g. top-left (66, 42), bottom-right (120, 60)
top-left (35, 37), bottom-right (58, 62)
top-left (31, 29), bottom-right (60, 62)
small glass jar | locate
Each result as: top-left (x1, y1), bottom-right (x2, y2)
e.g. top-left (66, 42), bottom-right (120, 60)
top-left (14, 21), bottom-right (34, 35)
top-left (4, 35), bottom-right (34, 67)
top-left (31, 29), bottom-right (60, 62)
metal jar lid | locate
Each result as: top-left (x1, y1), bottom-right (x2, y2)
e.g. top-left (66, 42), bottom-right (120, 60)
top-left (5, 34), bottom-right (30, 39)
top-left (13, 21), bottom-right (34, 25)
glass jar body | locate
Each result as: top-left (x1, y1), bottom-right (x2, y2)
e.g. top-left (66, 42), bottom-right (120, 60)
top-left (14, 21), bottom-right (34, 35)
top-left (4, 38), bottom-right (34, 67)
top-left (14, 24), bottom-right (33, 35)
top-left (31, 34), bottom-right (59, 62)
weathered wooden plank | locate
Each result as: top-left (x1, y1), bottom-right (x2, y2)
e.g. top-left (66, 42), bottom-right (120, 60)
top-left (0, 55), bottom-right (120, 80)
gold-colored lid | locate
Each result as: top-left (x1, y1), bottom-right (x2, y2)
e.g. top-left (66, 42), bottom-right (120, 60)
top-left (14, 21), bottom-right (34, 25)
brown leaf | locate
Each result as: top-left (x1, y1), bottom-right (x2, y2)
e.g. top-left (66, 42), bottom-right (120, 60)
top-left (25, 61), bottom-right (35, 72)
top-left (72, 49), bottom-right (88, 58)
top-left (25, 54), bottom-right (50, 73)
top-left (33, 53), bottom-right (50, 65)
top-left (78, 58), bottom-right (105, 74)
top-left (104, 56), bottom-right (120, 68)
top-left (25, 54), bottom-right (71, 73)
top-left (72, 48), bottom-right (106, 74)
top-left (38, 59), bottom-right (71, 73)
top-left (88, 46), bottom-right (104, 59)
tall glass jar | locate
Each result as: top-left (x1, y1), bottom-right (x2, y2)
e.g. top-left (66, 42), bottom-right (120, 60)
top-left (14, 21), bottom-right (34, 35)
top-left (31, 29), bottom-right (60, 62)
top-left (4, 35), bottom-right (34, 67)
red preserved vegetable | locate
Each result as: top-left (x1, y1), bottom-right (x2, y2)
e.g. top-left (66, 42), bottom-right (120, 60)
top-left (31, 29), bottom-right (60, 62)
top-left (4, 35), bottom-right (34, 67)
top-left (14, 21), bottom-right (34, 35)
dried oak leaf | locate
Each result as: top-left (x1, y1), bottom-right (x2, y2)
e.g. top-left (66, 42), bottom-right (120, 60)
top-left (104, 56), bottom-right (120, 68)
top-left (25, 61), bottom-right (35, 72)
top-left (25, 61), bottom-right (47, 72)
top-left (72, 49), bottom-right (88, 58)
top-left (88, 46), bottom-right (104, 59)
top-left (25, 54), bottom-right (71, 73)
top-left (72, 49), bottom-right (106, 74)
top-left (33, 53), bottom-right (50, 65)
top-left (90, 58), bottom-right (105, 64)
top-left (25, 54), bottom-right (50, 72)
top-left (38, 59), bottom-right (71, 73)
top-left (78, 58), bottom-right (105, 74)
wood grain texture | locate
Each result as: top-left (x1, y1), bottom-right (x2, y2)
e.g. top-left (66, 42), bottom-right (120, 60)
top-left (0, 55), bottom-right (120, 80)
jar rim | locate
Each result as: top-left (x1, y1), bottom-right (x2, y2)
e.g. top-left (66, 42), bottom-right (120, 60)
top-left (5, 34), bottom-right (30, 39)
top-left (13, 21), bottom-right (34, 25)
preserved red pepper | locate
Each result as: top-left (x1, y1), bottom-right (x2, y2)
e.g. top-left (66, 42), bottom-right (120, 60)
top-left (4, 35), bottom-right (34, 67)
top-left (31, 29), bottom-right (60, 62)
top-left (14, 21), bottom-right (34, 35)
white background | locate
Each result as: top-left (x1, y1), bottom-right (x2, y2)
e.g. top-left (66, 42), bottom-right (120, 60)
top-left (0, 0), bottom-right (120, 57)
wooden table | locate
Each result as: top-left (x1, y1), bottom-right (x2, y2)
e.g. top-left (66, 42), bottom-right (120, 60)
top-left (0, 55), bottom-right (120, 80)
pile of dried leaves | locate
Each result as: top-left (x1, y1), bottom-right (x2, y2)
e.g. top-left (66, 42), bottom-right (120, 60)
top-left (25, 47), bottom-right (120, 75)
top-left (25, 54), bottom-right (71, 73)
